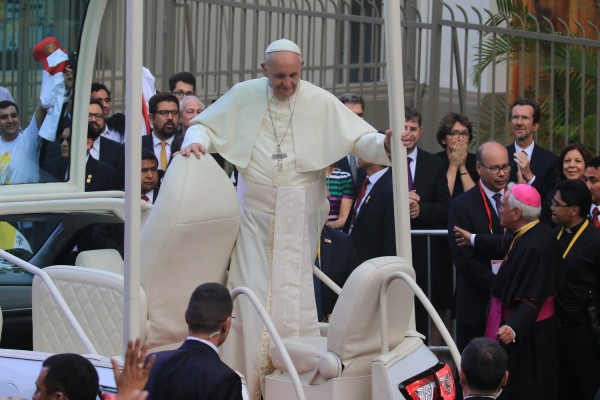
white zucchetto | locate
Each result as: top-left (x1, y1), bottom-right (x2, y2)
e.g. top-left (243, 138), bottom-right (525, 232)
top-left (264, 39), bottom-right (302, 56)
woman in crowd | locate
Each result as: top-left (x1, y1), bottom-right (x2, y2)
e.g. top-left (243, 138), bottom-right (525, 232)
top-left (435, 112), bottom-right (479, 198)
top-left (540, 142), bottom-right (593, 224)
top-left (556, 142), bottom-right (593, 182)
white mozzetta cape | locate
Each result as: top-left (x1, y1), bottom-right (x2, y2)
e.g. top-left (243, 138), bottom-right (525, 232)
top-left (186, 77), bottom-right (386, 172)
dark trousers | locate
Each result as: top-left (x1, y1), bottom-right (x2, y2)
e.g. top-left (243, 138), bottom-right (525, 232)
top-left (558, 320), bottom-right (600, 400)
top-left (456, 323), bottom-right (485, 352)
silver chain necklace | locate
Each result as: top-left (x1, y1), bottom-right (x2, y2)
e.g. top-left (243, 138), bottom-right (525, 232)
top-left (267, 81), bottom-right (299, 171)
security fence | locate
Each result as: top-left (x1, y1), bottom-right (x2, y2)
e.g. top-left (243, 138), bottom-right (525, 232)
top-left (97, 0), bottom-right (600, 154)
top-left (4, 1), bottom-right (600, 154)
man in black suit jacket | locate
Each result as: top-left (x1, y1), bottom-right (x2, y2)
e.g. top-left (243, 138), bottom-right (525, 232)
top-left (349, 160), bottom-right (395, 264)
top-left (141, 149), bottom-right (160, 204)
top-left (314, 225), bottom-right (359, 321)
top-left (88, 100), bottom-right (125, 187)
top-left (506, 98), bottom-right (557, 201)
top-left (142, 93), bottom-right (180, 172)
top-left (460, 337), bottom-right (509, 399)
top-left (403, 107), bottom-right (451, 337)
top-left (146, 282), bottom-right (242, 400)
top-left (448, 141), bottom-right (509, 351)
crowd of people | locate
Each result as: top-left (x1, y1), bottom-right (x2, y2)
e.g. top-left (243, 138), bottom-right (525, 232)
top-left (2, 37), bottom-right (600, 399)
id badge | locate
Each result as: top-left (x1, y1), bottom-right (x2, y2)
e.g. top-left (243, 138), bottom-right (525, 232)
top-left (491, 260), bottom-right (502, 275)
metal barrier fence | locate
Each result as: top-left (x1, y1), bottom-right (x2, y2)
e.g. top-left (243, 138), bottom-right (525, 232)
top-left (411, 229), bottom-right (456, 354)
top-left (92, 0), bottom-right (600, 153)
top-left (4, 1), bottom-right (600, 154)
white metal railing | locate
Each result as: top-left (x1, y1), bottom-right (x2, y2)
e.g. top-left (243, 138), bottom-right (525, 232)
top-left (379, 271), bottom-right (461, 367)
top-left (230, 287), bottom-right (306, 400)
top-left (0, 249), bottom-right (98, 354)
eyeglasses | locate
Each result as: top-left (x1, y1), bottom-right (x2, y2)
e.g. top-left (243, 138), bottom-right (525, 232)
top-left (478, 163), bottom-right (511, 174)
top-left (88, 113), bottom-right (104, 120)
top-left (155, 110), bottom-right (178, 117)
top-left (172, 90), bottom-right (195, 98)
top-left (550, 200), bottom-right (571, 209)
top-left (0, 112), bottom-right (18, 120)
top-left (448, 130), bottom-right (469, 138)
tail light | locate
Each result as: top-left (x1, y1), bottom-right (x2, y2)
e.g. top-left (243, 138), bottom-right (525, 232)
top-left (399, 362), bottom-right (456, 400)
top-left (435, 363), bottom-right (455, 399)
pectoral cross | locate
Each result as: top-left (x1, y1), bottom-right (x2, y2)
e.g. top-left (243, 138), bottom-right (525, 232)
top-left (272, 144), bottom-right (288, 171)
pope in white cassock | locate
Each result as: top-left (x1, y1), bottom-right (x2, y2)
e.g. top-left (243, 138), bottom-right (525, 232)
top-left (181, 38), bottom-right (392, 399)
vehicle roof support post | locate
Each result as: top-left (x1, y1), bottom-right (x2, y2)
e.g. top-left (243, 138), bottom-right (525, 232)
top-left (383, 0), bottom-right (412, 265)
top-left (123, 0), bottom-right (144, 351)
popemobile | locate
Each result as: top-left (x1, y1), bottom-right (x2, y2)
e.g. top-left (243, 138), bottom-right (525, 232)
top-left (0, 1), bottom-right (458, 399)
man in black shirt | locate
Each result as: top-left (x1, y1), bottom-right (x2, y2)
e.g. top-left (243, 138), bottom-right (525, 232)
top-left (551, 179), bottom-right (600, 399)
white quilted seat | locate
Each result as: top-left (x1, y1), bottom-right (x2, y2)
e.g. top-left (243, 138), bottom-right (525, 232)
top-left (32, 154), bottom-right (240, 356)
top-left (266, 256), bottom-right (418, 400)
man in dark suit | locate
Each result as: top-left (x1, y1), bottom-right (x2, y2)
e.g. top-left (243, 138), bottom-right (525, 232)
top-left (141, 149), bottom-right (160, 204)
top-left (459, 337), bottom-right (509, 399)
top-left (402, 106), bottom-right (451, 337)
top-left (88, 99), bottom-right (125, 186)
top-left (314, 225), bottom-right (359, 321)
top-left (349, 158), bottom-right (395, 264)
top-left (506, 98), bottom-right (557, 200)
top-left (142, 93), bottom-right (180, 172)
top-left (146, 282), bottom-right (243, 400)
top-left (448, 141), bottom-right (509, 351)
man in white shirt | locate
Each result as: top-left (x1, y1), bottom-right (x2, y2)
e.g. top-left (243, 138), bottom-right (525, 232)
top-left (506, 98), bottom-right (557, 200)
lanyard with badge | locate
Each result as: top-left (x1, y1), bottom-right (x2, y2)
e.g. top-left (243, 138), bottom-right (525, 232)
top-left (479, 180), bottom-right (503, 274)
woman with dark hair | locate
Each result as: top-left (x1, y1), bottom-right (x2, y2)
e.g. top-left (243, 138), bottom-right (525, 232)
top-left (435, 112), bottom-right (479, 197)
top-left (556, 142), bottom-right (593, 182)
top-left (540, 142), bottom-right (593, 224)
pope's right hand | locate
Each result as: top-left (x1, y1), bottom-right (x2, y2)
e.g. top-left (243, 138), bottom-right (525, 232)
top-left (180, 143), bottom-right (207, 159)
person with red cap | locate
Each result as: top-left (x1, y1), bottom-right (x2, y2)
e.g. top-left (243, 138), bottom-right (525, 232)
top-left (456, 183), bottom-right (560, 399)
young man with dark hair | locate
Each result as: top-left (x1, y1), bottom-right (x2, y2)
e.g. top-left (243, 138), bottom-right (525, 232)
top-left (168, 71), bottom-right (196, 100)
top-left (0, 99), bottom-right (49, 185)
top-left (91, 82), bottom-right (126, 143)
top-left (33, 353), bottom-right (99, 400)
top-left (401, 105), bottom-right (451, 338)
top-left (551, 179), bottom-right (600, 399)
top-left (460, 337), bottom-right (508, 399)
top-left (145, 282), bottom-right (242, 399)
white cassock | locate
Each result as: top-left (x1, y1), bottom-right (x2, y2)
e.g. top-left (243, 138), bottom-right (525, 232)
top-left (183, 77), bottom-right (390, 399)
